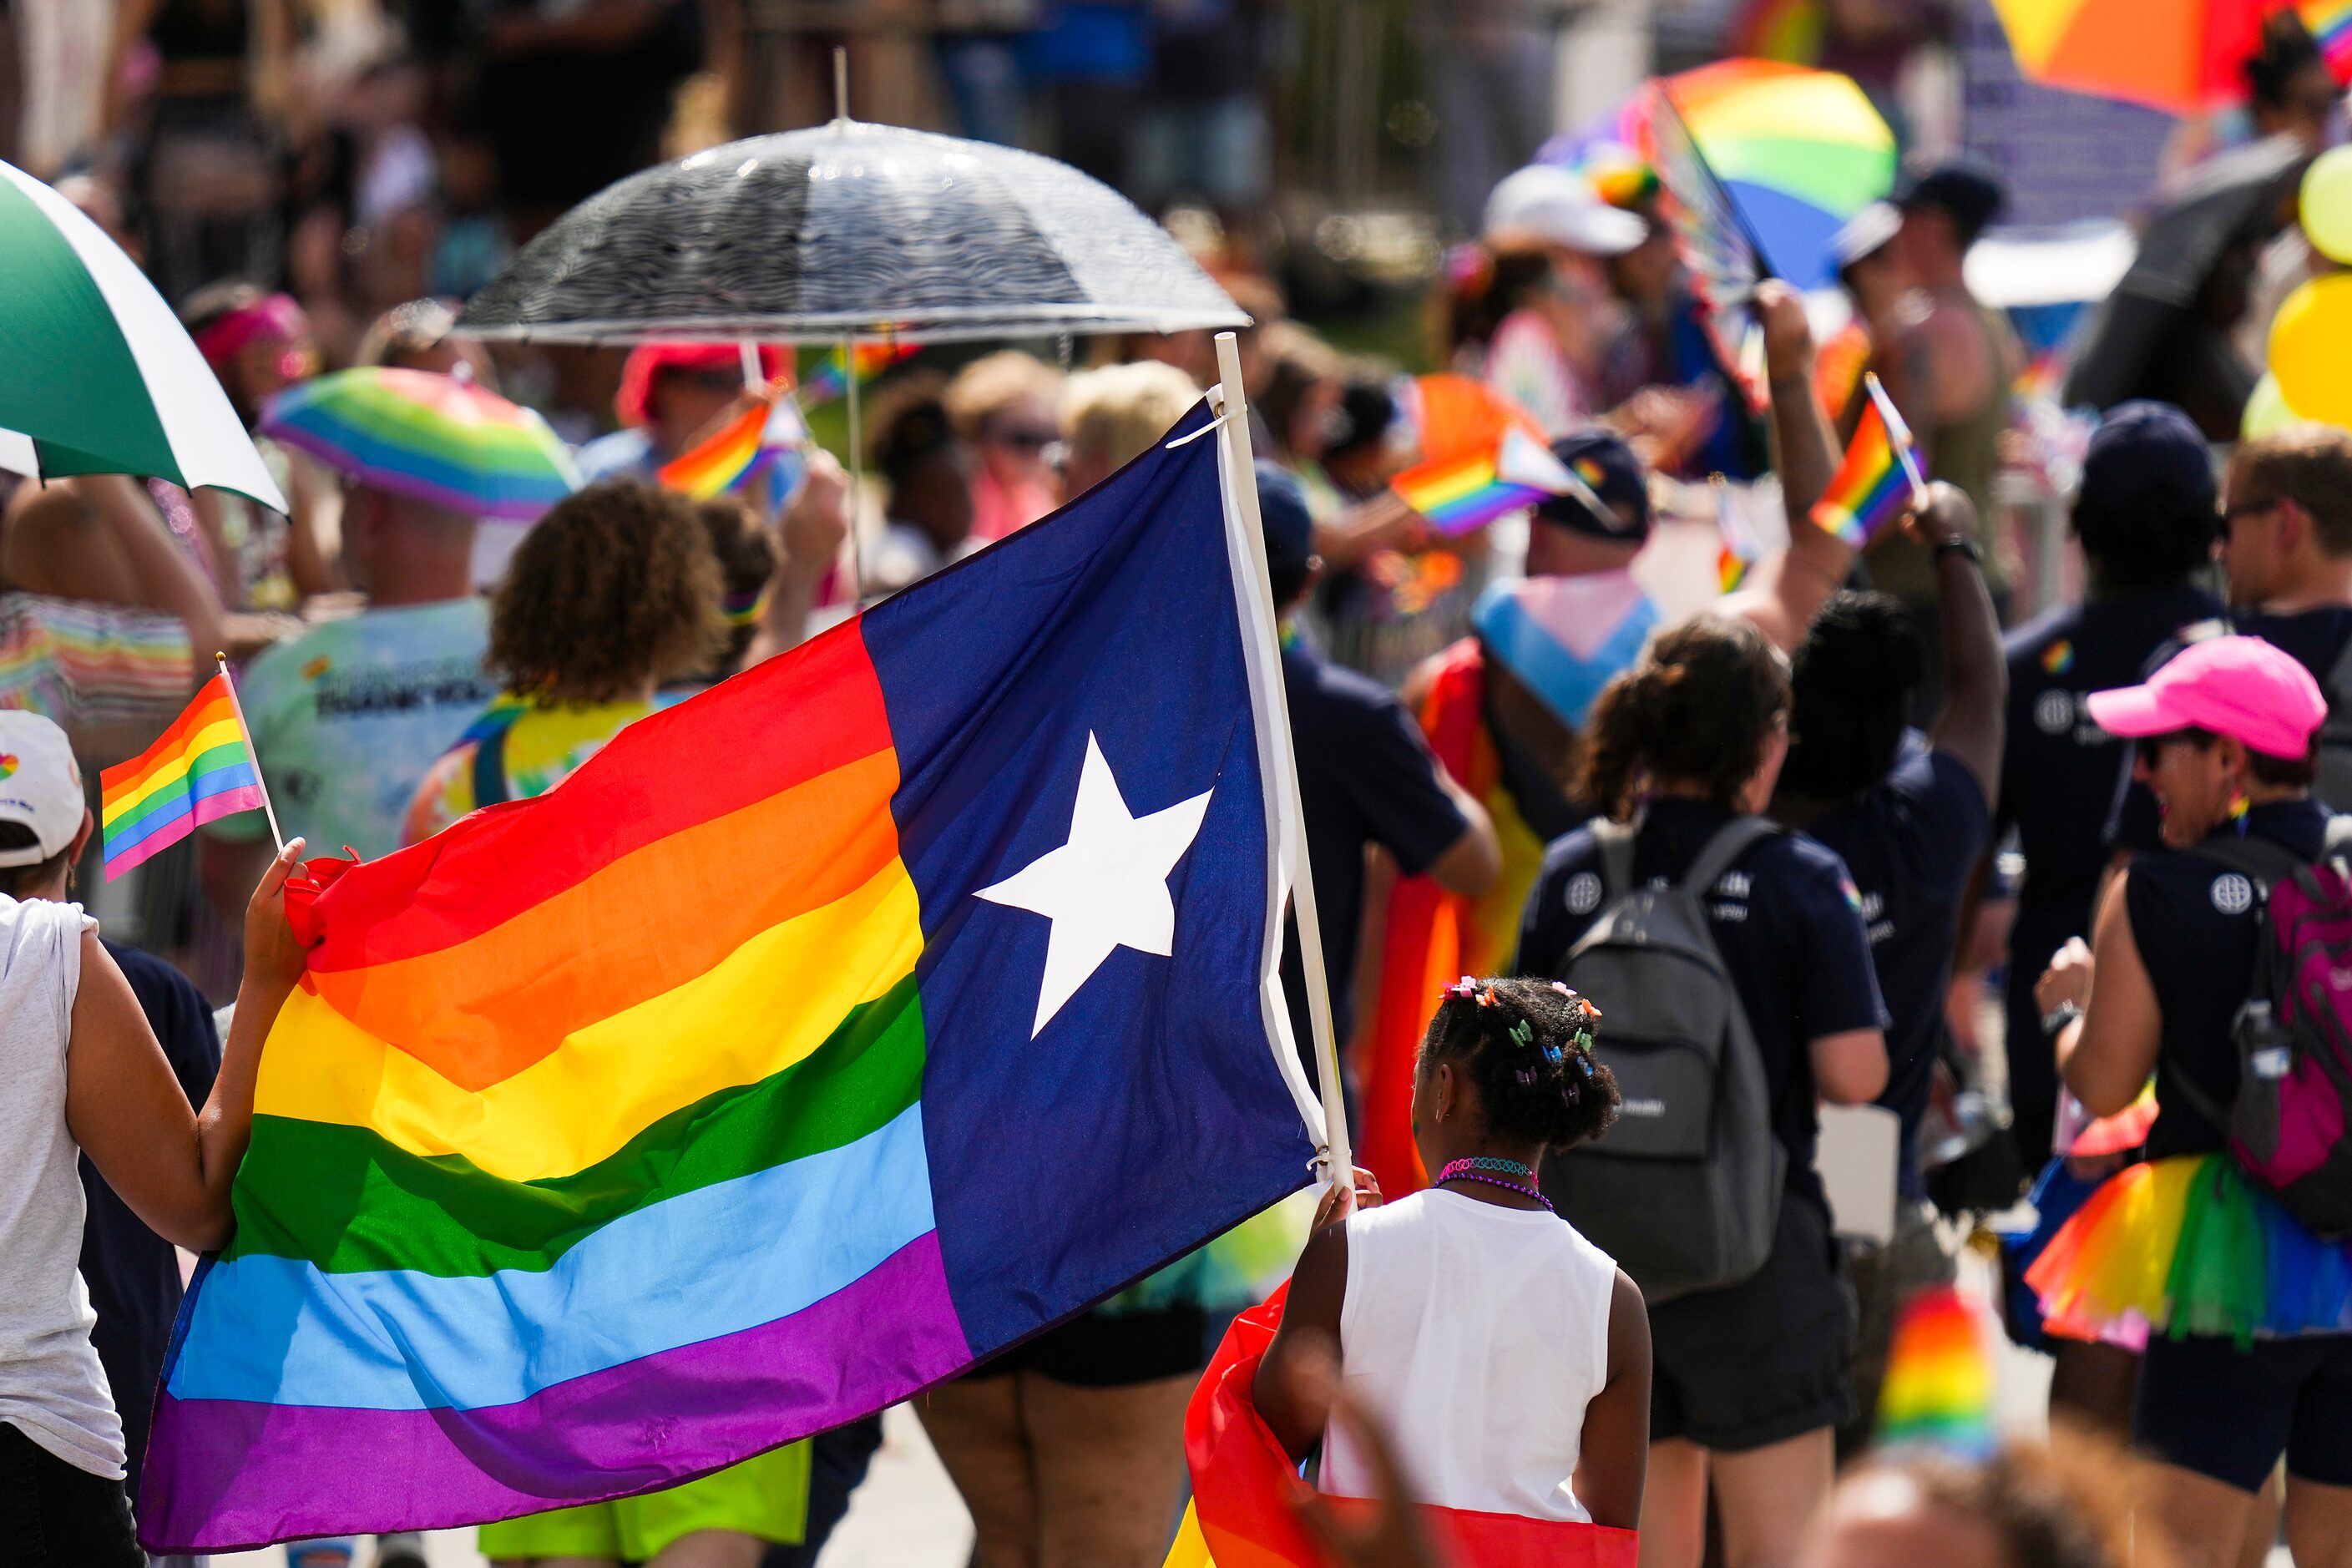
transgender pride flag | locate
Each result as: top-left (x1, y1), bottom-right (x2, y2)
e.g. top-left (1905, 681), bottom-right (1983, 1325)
top-left (142, 403), bottom-right (1324, 1552)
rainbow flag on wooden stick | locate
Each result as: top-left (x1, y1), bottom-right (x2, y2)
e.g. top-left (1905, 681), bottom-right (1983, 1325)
top-left (1811, 374), bottom-right (1926, 547)
top-left (802, 340), bottom-right (916, 404)
top-left (99, 670), bottom-right (269, 878)
top-left (140, 403), bottom-right (1325, 1553)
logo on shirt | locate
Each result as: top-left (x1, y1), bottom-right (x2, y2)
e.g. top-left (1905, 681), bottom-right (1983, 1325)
top-left (2211, 873), bottom-right (2255, 916)
top-left (2041, 640), bottom-right (2075, 675)
top-left (1714, 870), bottom-right (1751, 899)
top-left (2034, 690), bottom-right (2076, 735)
top-left (0, 755), bottom-right (15, 780)
top-left (301, 655), bottom-right (331, 680)
top-left (1565, 871), bottom-right (1604, 916)
top-left (1621, 1095), bottom-right (1667, 1118)
top-left (1839, 875), bottom-right (1864, 913)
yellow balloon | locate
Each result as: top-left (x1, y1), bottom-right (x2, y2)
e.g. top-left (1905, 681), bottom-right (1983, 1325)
top-left (2306, 147), bottom-right (2352, 266)
top-left (2243, 372), bottom-right (2302, 438)
top-left (2269, 275), bottom-right (2352, 429)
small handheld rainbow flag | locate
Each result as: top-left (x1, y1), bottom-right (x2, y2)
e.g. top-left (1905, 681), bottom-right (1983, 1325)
top-left (802, 341), bottom-right (916, 405)
top-left (1811, 373), bottom-right (1927, 547)
top-left (657, 390), bottom-right (810, 503)
top-left (99, 665), bottom-right (276, 878)
top-left (1874, 1283), bottom-right (1996, 1459)
top-left (1714, 475), bottom-right (1763, 592)
top-left (1393, 425), bottom-right (1600, 536)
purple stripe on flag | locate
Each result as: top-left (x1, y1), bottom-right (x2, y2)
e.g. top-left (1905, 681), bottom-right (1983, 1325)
top-left (139, 1231), bottom-right (970, 1554)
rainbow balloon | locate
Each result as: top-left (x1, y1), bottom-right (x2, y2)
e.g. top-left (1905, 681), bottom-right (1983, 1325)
top-left (260, 367), bottom-right (579, 522)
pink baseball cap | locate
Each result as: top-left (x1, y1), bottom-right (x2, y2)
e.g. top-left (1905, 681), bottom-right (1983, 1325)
top-left (2085, 635), bottom-right (2327, 759)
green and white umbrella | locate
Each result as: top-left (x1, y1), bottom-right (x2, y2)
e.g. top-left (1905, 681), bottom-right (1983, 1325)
top-left (0, 160), bottom-right (286, 512)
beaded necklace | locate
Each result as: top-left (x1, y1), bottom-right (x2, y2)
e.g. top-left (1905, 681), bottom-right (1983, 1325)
top-left (1433, 1156), bottom-right (1554, 1212)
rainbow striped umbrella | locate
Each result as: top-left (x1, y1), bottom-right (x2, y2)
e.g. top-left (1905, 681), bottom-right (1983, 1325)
top-left (1992, 0), bottom-right (2264, 113)
top-left (1544, 60), bottom-right (1896, 291)
top-left (260, 367), bottom-right (579, 522)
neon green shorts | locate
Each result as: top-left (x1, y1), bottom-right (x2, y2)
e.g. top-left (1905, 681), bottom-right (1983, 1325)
top-left (476, 1440), bottom-right (810, 1560)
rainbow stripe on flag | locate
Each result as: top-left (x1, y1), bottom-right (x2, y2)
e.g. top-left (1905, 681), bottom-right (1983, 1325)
top-left (1714, 479), bottom-right (1763, 593)
top-left (1393, 426), bottom-right (1585, 535)
top-left (99, 673), bottom-right (264, 878)
top-left (1810, 397), bottom-right (1915, 547)
top-left (1874, 1284), bottom-right (1995, 1458)
top-left (139, 403), bottom-right (1322, 1553)
top-left (2304, 0), bottom-right (2352, 81)
top-left (802, 341), bottom-right (916, 404)
top-left (657, 393), bottom-right (810, 502)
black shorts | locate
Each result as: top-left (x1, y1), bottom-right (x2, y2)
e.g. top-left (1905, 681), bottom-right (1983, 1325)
top-left (0, 1420), bottom-right (143, 1568)
top-left (1648, 1194), bottom-right (1855, 1452)
top-left (963, 1304), bottom-right (1209, 1389)
top-left (2137, 1333), bottom-right (2352, 1493)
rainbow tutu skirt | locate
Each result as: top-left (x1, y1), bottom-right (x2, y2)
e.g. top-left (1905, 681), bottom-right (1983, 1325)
top-left (2025, 1155), bottom-right (2352, 1348)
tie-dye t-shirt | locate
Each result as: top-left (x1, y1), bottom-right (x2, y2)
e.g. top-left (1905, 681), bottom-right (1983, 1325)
top-left (400, 695), bottom-right (652, 846)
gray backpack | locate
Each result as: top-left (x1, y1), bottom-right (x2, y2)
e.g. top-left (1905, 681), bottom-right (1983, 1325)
top-left (1539, 817), bottom-right (1787, 1302)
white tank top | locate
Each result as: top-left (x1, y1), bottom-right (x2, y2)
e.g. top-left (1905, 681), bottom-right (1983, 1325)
top-left (0, 895), bottom-right (124, 1479)
top-left (1319, 1188), bottom-right (1616, 1522)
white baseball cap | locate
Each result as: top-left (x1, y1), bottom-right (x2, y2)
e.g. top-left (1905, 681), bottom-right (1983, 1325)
top-left (1482, 165), bottom-right (1647, 257)
top-left (0, 711), bottom-right (85, 867)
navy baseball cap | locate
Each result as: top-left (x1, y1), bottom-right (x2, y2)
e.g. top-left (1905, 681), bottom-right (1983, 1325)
top-left (1255, 462), bottom-right (1316, 600)
top-left (1898, 162), bottom-right (2006, 247)
top-left (1534, 429), bottom-right (1651, 543)
top-left (2076, 400), bottom-right (2215, 537)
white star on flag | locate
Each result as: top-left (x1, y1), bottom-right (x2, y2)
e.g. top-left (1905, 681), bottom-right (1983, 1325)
top-left (977, 731), bottom-right (1215, 1037)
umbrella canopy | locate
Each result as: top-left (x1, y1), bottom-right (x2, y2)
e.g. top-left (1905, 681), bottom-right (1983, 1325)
top-left (458, 121), bottom-right (1250, 346)
top-left (2062, 136), bottom-right (2305, 432)
top-left (260, 367), bottom-right (579, 522)
top-left (0, 160), bottom-right (285, 511)
top-left (1990, 0), bottom-right (2264, 114)
top-left (1542, 60), bottom-right (1896, 292)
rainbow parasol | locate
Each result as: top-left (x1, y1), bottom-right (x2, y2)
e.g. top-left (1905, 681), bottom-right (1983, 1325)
top-left (260, 367), bottom-right (579, 522)
top-left (1990, 0), bottom-right (2266, 114)
top-left (1545, 62), bottom-right (1896, 293)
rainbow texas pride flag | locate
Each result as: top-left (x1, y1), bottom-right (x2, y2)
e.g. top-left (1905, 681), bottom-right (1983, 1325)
top-left (140, 405), bottom-right (1323, 1552)
top-left (1810, 396), bottom-right (1918, 548)
top-left (99, 672), bottom-right (265, 878)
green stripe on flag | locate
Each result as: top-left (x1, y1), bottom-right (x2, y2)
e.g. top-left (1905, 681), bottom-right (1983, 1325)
top-left (0, 175), bottom-right (181, 483)
top-left (223, 976), bottom-right (926, 1277)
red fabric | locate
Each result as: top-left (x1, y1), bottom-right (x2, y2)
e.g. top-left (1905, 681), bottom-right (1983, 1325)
top-left (615, 342), bottom-right (789, 427)
top-left (1189, 1284), bottom-right (1641, 1568)
top-left (1355, 641), bottom-right (1490, 1200)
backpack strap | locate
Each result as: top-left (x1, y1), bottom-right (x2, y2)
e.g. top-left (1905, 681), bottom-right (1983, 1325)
top-left (1682, 816), bottom-right (1782, 898)
top-left (468, 706), bottom-right (527, 810)
top-left (1591, 818), bottom-right (1638, 903)
top-left (2191, 832), bottom-right (2308, 889)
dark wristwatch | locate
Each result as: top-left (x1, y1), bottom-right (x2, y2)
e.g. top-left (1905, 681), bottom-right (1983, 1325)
top-left (1932, 538), bottom-right (1983, 566)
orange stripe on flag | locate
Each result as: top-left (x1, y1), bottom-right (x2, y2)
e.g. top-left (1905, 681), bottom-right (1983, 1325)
top-left (310, 748), bottom-right (902, 1090)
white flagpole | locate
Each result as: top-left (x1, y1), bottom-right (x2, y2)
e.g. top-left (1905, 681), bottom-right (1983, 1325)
top-left (1212, 331), bottom-right (1353, 1189)
top-left (1864, 372), bottom-right (1932, 509)
top-left (214, 653), bottom-right (284, 853)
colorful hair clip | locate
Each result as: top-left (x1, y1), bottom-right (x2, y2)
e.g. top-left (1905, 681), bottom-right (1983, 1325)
top-left (1508, 1017), bottom-right (1535, 1049)
top-left (1444, 976), bottom-right (1479, 1002)
top-left (1478, 986), bottom-right (1499, 1008)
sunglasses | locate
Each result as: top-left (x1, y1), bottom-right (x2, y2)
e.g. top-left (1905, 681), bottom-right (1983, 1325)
top-left (669, 368), bottom-right (744, 394)
top-left (2136, 731), bottom-right (2213, 766)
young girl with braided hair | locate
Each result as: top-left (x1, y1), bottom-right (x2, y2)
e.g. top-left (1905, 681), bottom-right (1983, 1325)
top-left (1257, 977), bottom-right (1650, 1530)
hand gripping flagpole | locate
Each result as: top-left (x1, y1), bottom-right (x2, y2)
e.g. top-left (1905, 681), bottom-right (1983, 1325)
top-left (214, 653), bottom-right (285, 853)
top-left (1212, 331), bottom-right (1354, 1191)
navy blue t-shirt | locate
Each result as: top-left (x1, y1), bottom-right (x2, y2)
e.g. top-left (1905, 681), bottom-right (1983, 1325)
top-left (2125, 798), bottom-right (2332, 1163)
top-left (1280, 643), bottom-right (1468, 1057)
top-left (2000, 584), bottom-right (2221, 1159)
top-left (77, 940), bottom-right (220, 1479)
top-left (2109, 604), bottom-right (2352, 854)
top-left (1807, 734), bottom-right (1991, 1199)
top-left (1514, 797), bottom-right (1889, 1210)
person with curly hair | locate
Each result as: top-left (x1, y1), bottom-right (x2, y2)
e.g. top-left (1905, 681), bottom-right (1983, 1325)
top-left (1255, 976), bottom-right (1648, 1530)
top-left (1516, 614), bottom-right (1888, 1568)
top-left (399, 479), bottom-right (726, 845)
